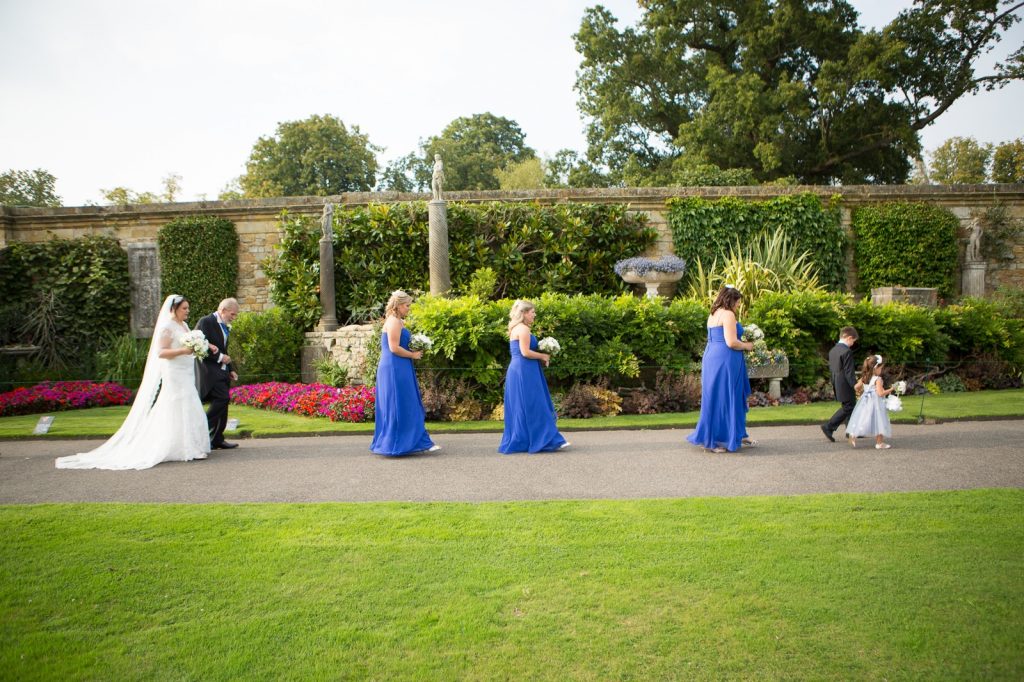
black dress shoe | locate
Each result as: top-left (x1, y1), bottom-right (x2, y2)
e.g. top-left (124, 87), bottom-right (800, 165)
top-left (820, 424), bottom-right (836, 442)
top-left (216, 441), bottom-right (239, 450)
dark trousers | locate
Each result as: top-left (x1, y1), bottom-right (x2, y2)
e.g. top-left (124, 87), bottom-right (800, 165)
top-left (204, 377), bottom-right (230, 447)
top-left (825, 397), bottom-right (855, 433)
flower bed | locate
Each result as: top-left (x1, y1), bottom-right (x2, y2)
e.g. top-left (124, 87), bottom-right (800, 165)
top-left (0, 381), bottom-right (134, 417)
top-left (230, 382), bottom-right (375, 423)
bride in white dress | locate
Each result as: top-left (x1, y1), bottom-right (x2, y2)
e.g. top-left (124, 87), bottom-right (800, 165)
top-left (56, 294), bottom-right (212, 470)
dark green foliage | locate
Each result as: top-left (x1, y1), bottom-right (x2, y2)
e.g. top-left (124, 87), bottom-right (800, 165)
top-left (94, 332), bottom-right (149, 388)
top-left (844, 300), bottom-right (949, 366)
top-left (158, 216), bottom-right (239, 320)
top-left (933, 298), bottom-right (1024, 371)
top-left (230, 309), bottom-right (304, 384)
top-left (851, 203), bottom-right (959, 298)
top-left (266, 202), bottom-right (656, 329)
top-left (747, 291), bottom-right (847, 387)
top-left (977, 204), bottom-right (1024, 261)
top-left (667, 193), bottom-right (846, 291)
top-left (0, 236), bottom-right (130, 369)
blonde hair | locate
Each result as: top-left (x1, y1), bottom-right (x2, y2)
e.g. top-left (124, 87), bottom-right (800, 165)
top-left (385, 290), bottom-right (413, 318)
top-left (508, 299), bottom-right (535, 335)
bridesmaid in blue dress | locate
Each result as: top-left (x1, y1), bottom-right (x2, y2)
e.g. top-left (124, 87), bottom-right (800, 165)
top-left (686, 286), bottom-right (756, 453)
top-left (370, 290), bottom-right (439, 456)
top-left (499, 300), bottom-right (568, 454)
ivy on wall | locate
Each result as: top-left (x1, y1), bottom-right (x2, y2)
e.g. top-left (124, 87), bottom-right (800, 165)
top-left (666, 193), bottom-right (847, 291)
top-left (851, 202), bottom-right (959, 298)
top-left (266, 201), bottom-right (657, 330)
top-left (158, 216), bottom-right (239, 319)
top-left (0, 236), bottom-right (131, 363)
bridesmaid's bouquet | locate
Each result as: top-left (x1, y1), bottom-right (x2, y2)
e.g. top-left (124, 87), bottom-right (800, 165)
top-left (409, 333), bottom-right (433, 352)
top-left (742, 324), bottom-right (767, 352)
top-left (538, 337), bottom-right (561, 355)
top-left (180, 329), bottom-right (209, 360)
top-left (886, 380), bottom-right (907, 412)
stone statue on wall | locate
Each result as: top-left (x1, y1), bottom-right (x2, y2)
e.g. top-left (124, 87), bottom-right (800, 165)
top-left (966, 217), bottom-right (983, 262)
top-left (321, 201), bottom-right (334, 241)
top-left (431, 154), bottom-right (445, 201)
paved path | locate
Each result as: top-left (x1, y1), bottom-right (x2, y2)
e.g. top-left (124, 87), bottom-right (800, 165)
top-left (1, 420), bottom-right (1021, 504)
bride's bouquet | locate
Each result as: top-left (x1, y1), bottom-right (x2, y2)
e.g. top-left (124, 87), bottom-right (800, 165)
top-left (538, 337), bottom-right (561, 355)
top-left (409, 333), bottom-right (433, 352)
top-left (180, 329), bottom-right (209, 360)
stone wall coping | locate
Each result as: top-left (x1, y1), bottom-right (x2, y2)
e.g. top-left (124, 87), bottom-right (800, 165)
top-left (4, 183), bottom-right (1024, 220)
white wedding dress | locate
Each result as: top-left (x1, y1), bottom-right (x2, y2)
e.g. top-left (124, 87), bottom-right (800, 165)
top-left (56, 296), bottom-right (211, 470)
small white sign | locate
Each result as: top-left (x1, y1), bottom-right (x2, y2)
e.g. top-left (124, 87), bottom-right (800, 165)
top-left (33, 416), bottom-right (55, 435)
top-left (226, 418), bottom-right (239, 431)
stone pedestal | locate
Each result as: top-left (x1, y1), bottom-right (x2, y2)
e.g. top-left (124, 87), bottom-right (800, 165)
top-left (870, 287), bottom-right (938, 307)
top-left (748, 358), bottom-right (789, 400)
top-left (962, 261), bottom-right (987, 298)
top-left (428, 200), bottom-right (451, 295)
top-left (317, 237), bottom-right (339, 331)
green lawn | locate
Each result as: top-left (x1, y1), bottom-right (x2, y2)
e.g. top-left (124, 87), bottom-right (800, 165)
top-left (2, 490), bottom-right (1021, 680)
top-left (1, 389), bottom-right (1021, 440)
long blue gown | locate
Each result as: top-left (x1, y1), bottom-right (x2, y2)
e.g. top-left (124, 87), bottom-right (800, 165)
top-left (370, 328), bottom-right (435, 456)
top-left (686, 323), bottom-right (751, 452)
top-left (499, 334), bottom-right (567, 454)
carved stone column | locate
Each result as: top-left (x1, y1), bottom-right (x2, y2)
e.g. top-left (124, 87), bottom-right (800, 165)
top-left (428, 200), bottom-right (451, 295)
top-left (962, 261), bottom-right (987, 298)
top-left (126, 242), bottom-right (162, 338)
top-left (317, 236), bottom-right (339, 331)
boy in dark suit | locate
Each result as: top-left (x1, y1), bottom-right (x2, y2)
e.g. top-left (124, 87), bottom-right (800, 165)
top-left (821, 326), bottom-right (859, 442)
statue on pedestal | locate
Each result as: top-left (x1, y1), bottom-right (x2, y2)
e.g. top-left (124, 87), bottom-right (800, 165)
top-left (321, 202), bottom-right (334, 241)
top-left (431, 154), bottom-right (445, 201)
top-left (966, 217), bottom-right (983, 262)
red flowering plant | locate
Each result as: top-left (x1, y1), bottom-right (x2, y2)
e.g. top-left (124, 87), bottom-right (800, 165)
top-left (230, 382), bottom-right (375, 423)
top-left (0, 381), bottom-right (135, 417)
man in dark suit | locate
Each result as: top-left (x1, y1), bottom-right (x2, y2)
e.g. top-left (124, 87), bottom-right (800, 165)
top-left (821, 326), bottom-right (859, 442)
top-left (198, 298), bottom-right (240, 450)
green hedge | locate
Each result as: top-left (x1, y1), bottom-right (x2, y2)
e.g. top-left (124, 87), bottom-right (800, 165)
top-left (851, 202), bottom-right (959, 298)
top-left (667, 193), bottom-right (846, 290)
top-left (231, 308), bottom-right (304, 384)
top-left (395, 292), bottom-right (1024, 398)
top-left (158, 216), bottom-right (239, 319)
top-left (0, 236), bottom-right (130, 368)
top-left (267, 202), bottom-right (657, 330)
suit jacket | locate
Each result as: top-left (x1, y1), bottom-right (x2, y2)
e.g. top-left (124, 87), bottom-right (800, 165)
top-left (197, 313), bottom-right (234, 396)
top-left (828, 342), bottom-right (857, 403)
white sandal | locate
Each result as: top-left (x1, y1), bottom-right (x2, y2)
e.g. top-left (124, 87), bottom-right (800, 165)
top-left (875, 443), bottom-right (891, 450)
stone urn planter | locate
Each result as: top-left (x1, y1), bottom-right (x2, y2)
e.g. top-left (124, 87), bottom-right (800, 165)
top-left (747, 356), bottom-right (789, 399)
top-left (614, 256), bottom-right (686, 299)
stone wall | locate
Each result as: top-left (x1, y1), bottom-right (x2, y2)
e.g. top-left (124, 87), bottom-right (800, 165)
top-left (302, 325), bottom-right (375, 384)
top-left (2, 184), bottom-right (1023, 311)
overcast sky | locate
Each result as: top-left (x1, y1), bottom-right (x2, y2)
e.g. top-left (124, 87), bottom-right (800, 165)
top-left (1, 0), bottom-right (1021, 206)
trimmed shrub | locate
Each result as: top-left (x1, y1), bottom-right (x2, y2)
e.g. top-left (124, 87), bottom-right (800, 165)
top-left (230, 308), bottom-right (304, 384)
top-left (158, 216), bottom-right (239, 320)
top-left (667, 193), bottom-right (846, 291)
top-left (0, 236), bottom-right (130, 370)
top-left (267, 201), bottom-right (656, 329)
top-left (851, 202), bottom-right (959, 298)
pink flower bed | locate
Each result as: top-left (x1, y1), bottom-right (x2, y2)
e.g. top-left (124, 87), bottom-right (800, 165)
top-left (0, 381), bottom-right (135, 417)
top-left (230, 382), bottom-right (375, 423)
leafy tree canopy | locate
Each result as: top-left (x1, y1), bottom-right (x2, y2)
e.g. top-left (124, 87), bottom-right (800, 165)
top-left (573, 0), bottom-right (1024, 185)
top-left (417, 113), bottom-right (537, 191)
top-left (0, 169), bottom-right (62, 207)
top-left (992, 138), bottom-right (1024, 182)
top-left (240, 114), bottom-right (380, 197)
top-left (928, 136), bottom-right (993, 184)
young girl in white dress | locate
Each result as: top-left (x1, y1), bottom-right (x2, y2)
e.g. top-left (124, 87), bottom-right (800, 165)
top-left (846, 354), bottom-right (895, 449)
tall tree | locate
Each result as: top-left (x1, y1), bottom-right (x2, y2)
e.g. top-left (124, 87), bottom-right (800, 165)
top-left (992, 138), bottom-right (1024, 182)
top-left (0, 169), bottom-right (62, 207)
top-left (928, 137), bottom-right (993, 184)
top-left (240, 114), bottom-right (380, 197)
top-left (574, 0), bottom-right (1024, 184)
top-left (418, 113), bottom-right (536, 191)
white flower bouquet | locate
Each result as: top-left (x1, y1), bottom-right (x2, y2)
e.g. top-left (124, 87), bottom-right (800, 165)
top-left (893, 380), bottom-right (907, 396)
top-left (180, 329), bottom-right (209, 360)
top-left (409, 333), bottom-right (433, 352)
top-left (885, 394), bottom-right (903, 412)
top-left (538, 337), bottom-right (561, 355)
top-left (741, 324), bottom-right (764, 343)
